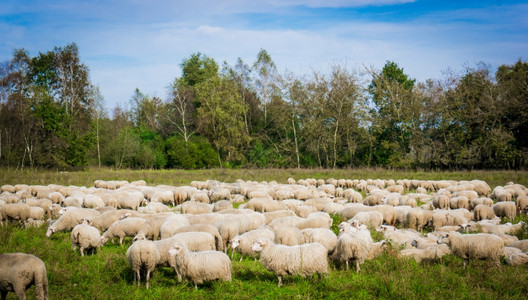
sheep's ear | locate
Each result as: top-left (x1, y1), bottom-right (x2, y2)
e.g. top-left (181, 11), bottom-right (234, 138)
top-left (175, 245), bottom-right (182, 251)
top-left (445, 233), bottom-right (449, 238)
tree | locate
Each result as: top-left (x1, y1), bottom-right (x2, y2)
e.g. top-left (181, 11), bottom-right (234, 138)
top-left (194, 75), bottom-right (250, 165)
top-left (180, 53), bottom-right (218, 87)
top-left (253, 49), bottom-right (278, 125)
top-left (167, 80), bottom-right (196, 143)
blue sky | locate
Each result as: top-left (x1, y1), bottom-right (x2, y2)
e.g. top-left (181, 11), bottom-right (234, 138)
top-left (1, 0), bottom-right (527, 111)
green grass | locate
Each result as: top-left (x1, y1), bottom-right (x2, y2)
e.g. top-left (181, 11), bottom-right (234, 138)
top-left (1, 223), bottom-right (527, 299)
top-left (1, 168), bottom-right (528, 298)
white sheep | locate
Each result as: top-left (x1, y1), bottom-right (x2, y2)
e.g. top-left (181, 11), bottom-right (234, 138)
top-left (126, 240), bottom-right (160, 289)
top-left (301, 228), bottom-right (337, 254)
top-left (172, 224), bottom-right (224, 251)
top-left (449, 196), bottom-right (469, 210)
top-left (180, 201), bottom-right (212, 214)
top-left (231, 228), bottom-right (276, 260)
top-left (82, 209), bottom-right (133, 232)
top-left (251, 238), bottom-right (328, 287)
top-left (212, 200), bottom-right (233, 212)
top-left (171, 232), bottom-right (216, 252)
top-left (46, 208), bottom-right (100, 237)
top-left (0, 253), bottom-right (49, 300)
top-left (432, 194), bottom-right (450, 210)
top-left (71, 224), bottom-right (101, 256)
top-left (437, 232), bottom-right (504, 267)
top-left (101, 217), bottom-right (147, 245)
top-left (493, 202), bottom-right (517, 221)
top-left (503, 247), bottom-right (528, 265)
top-left (134, 214), bottom-right (171, 241)
top-left (349, 211), bottom-right (384, 229)
top-left (399, 245), bottom-right (450, 263)
top-left (168, 243), bottom-right (232, 289)
top-left (473, 204), bottom-right (496, 221)
top-left (159, 214), bottom-right (191, 239)
top-left (0, 203), bottom-right (31, 224)
top-left (470, 197), bottom-right (494, 210)
top-left (274, 226), bottom-right (303, 246)
top-left (516, 195), bottom-right (528, 213)
top-left (509, 240), bottom-right (528, 252)
top-left (332, 227), bottom-right (373, 272)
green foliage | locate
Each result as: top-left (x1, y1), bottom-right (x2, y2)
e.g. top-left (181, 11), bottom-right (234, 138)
top-left (165, 135), bottom-right (218, 169)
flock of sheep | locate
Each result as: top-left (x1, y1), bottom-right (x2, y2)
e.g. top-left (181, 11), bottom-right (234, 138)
top-left (1, 177), bottom-right (528, 299)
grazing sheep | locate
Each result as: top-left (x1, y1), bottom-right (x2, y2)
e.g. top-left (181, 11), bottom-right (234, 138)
top-left (405, 208), bottom-right (426, 231)
top-left (185, 213), bottom-right (226, 225)
top-left (212, 200), bottom-right (233, 212)
top-left (400, 245), bottom-right (450, 263)
top-left (470, 198), bottom-right (494, 210)
top-left (274, 226), bottom-right (303, 246)
top-left (82, 210), bottom-right (134, 232)
top-left (251, 238), bottom-right (328, 287)
top-left (23, 198), bottom-right (52, 219)
top-left (101, 217), bottom-right (147, 245)
top-left (473, 204), bottom-right (496, 221)
top-left (332, 227), bottom-right (373, 272)
top-left (171, 232), bottom-right (216, 252)
top-left (126, 240), bottom-right (160, 289)
top-left (231, 228), bottom-right (276, 260)
top-left (301, 228), bottom-right (338, 254)
top-left (516, 195), bottom-right (528, 213)
top-left (349, 211), bottom-right (383, 229)
top-left (493, 202), bottom-right (517, 221)
top-left (71, 224), bottom-right (101, 256)
top-left (0, 253), bottom-right (49, 300)
top-left (503, 247), bottom-right (528, 265)
top-left (28, 206), bottom-right (45, 221)
top-left (263, 210), bottom-right (296, 224)
top-left (180, 201), bottom-right (212, 214)
top-left (509, 240), bottom-right (528, 252)
top-left (432, 195), bottom-right (450, 210)
top-left (431, 209), bottom-right (471, 231)
top-left (46, 208), bottom-right (100, 237)
top-left (168, 243), bottom-right (231, 289)
top-left (492, 187), bottom-right (512, 202)
top-left (449, 196), bottom-right (469, 210)
top-left (296, 213), bottom-right (333, 230)
top-left (173, 224), bottom-right (223, 251)
top-left (437, 232), bottom-right (504, 267)
top-left (159, 214), bottom-right (191, 239)
top-left (83, 194), bottom-right (105, 209)
top-left (134, 214), bottom-right (171, 241)
top-left (1, 203), bottom-right (31, 224)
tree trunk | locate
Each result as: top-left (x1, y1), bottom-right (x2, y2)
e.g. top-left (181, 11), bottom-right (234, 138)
top-left (292, 116), bottom-right (300, 169)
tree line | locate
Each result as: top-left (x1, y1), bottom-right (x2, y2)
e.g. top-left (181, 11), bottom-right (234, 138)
top-left (1, 43), bottom-right (526, 170)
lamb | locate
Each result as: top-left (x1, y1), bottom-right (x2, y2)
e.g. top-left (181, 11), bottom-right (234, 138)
top-left (493, 202), bottom-right (517, 221)
top-left (71, 224), bottom-right (101, 256)
top-left (473, 204), bottom-right (496, 221)
top-left (0, 253), bottom-right (49, 300)
top-left (168, 243), bottom-right (231, 289)
top-left (172, 224), bottom-right (223, 251)
top-left (332, 227), bottom-right (373, 272)
top-left (301, 228), bottom-right (337, 254)
top-left (437, 232), bottom-right (504, 267)
top-left (231, 228), bottom-right (276, 260)
top-left (126, 240), bottom-right (160, 289)
top-left (46, 208), bottom-right (100, 237)
top-left (101, 217), bottom-right (147, 245)
top-left (0, 203), bottom-right (31, 224)
top-left (251, 238), bottom-right (328, 287)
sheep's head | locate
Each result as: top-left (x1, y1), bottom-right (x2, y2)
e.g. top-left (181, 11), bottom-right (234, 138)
top-left (133, 233), bottom-right (146, 241)
top-left (100, 236), bottom-right (108, 245)
top-left (437, 234), bottom-right (450, 244)
top-left (230, 237), bottom-right (241, 250)
top-left (46, 227), bottom-right (55, 237)
top-left (120, 212), bottom-right (131, 220)
top-left (81, 218), bottom-right (93, 225)
top-left (251, 239), bottom-right (268, 252)
top-left (168, 245), bottom-right (184, 257)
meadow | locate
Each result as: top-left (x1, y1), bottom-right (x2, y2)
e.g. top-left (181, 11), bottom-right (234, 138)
top-left (1, 168), bottom-right (528, 299)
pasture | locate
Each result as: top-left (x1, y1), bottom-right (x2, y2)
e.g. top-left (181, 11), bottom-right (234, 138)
top-left (1, 168), bottom-right (527, 299)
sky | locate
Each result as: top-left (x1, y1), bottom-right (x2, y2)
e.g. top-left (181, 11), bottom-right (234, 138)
top-left (1, 0), bottom-right (527, 111)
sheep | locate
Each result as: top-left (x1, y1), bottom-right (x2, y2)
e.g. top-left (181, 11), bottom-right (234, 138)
top-left (212, 200), bottom-right (233, 212)
top-left (296, 213), bottom-right (333, 230)
top-left (301, 228), bottom-right (337, 254)
top-left (399, 245), bottom-right (450, 263)
top-left (251, 238), bottom-right (328, 287)
top-left (83, 194), bottom-right (105, 209)
top-left (0, 203), bottom-right (31, 224)
top-left (492, 187), bottom-right (512, 202)
top-left (0, 253), bottom-right (49, 300)
top-left (116, 191), bottom-right (144, 210)
top-left (372, 205), bottom-right (397, 226)
top-left (405, 208), bottom-right (426, 231)
top-left (172, 224), bottom-right (223, 251)
top-left (437, 232), bottom-right (504, 267)
top-left (274, 226), bottom-right (303, 246)
top-left (377, 225), bottom-right (422, 248)
top-left (349, 211), bottom-right (383, 229)
top-left (71, 224), bottom-right (101, 256)
top-left (231, 228), bottom-right (276, 260)
top-left (431, 209), bottom-right (471, 231)
top-left (516, 195), bottom-right (528, 213)
top-left (171, 232), bottom-right (216, 252)
top-left (82, 209), bottom-right (134, 232)
top-left (46, 208), bottom-right (100, 237)
top-left (470, 197), bottom-right (494, 210)
top-left (22, 198), bottom-right (52, 218)
top-left (473, 204), bottom-right (496, 221)
top-left (101, 217), bottom-right (147, 245)
top-left (449, 196), bottom-right (469, 210)
top-left (432, 194), bottom-right (450, 210)
top-left (180, 201), bottom-right (212, 214)
top-left (493, 202), bottom-right (517, 221)
top-left (295, 204), bottom-right (319, 218)
top-left (209, 188), bottom-right (231, 202)
top-left (503, 247), bottom-right (528, 265)
top-left (168, 243), bottom-right (231, 289)
top-left (134, 214), bottom-right (171, 241)
top-left (509, 240), bottom-right (528, 252)
top-left (332, 227), bottom-right (373, 272)
top-left (263, 210), bottom-right (296, 224)
top-left (126, 240), bottom-right (160, 289)
top-left (63, 195), bottom-right (83, 208)
top-left (159, 214), bottom-right (191, 239)
top-left (267, 216), bottom-right (305, 231)
top-left (185, 213), bottom-right (226, 225)
top-left (138, 202), bottom-right (171, 214)
top-left (28, 206), bottom-right (45, 222)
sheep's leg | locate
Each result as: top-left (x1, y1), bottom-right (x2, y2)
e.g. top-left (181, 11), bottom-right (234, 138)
top-left (13, 283), bottom-right (27, 300)
top-left (194, 283), bottom-right (198, 290)
top-left (463, 259), bottom-right (468, 269)
top-left (80, 247), bottom-right (84, 257)
top-left (119, 237), bottom-right (123, 245)
top-left (136, 270), bottom-right (141, 286)
top-left (278, 275), bottom-right (283, 287)
top-left (146, 270), bottom-right (151, 289)
top-left (356, 261), bottom-right (360, 273)
top-left (345, 260), bottom-right (349, 270)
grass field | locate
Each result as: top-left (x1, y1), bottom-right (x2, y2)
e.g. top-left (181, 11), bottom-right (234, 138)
top-left (1, 168), bottom-right (528, 299)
